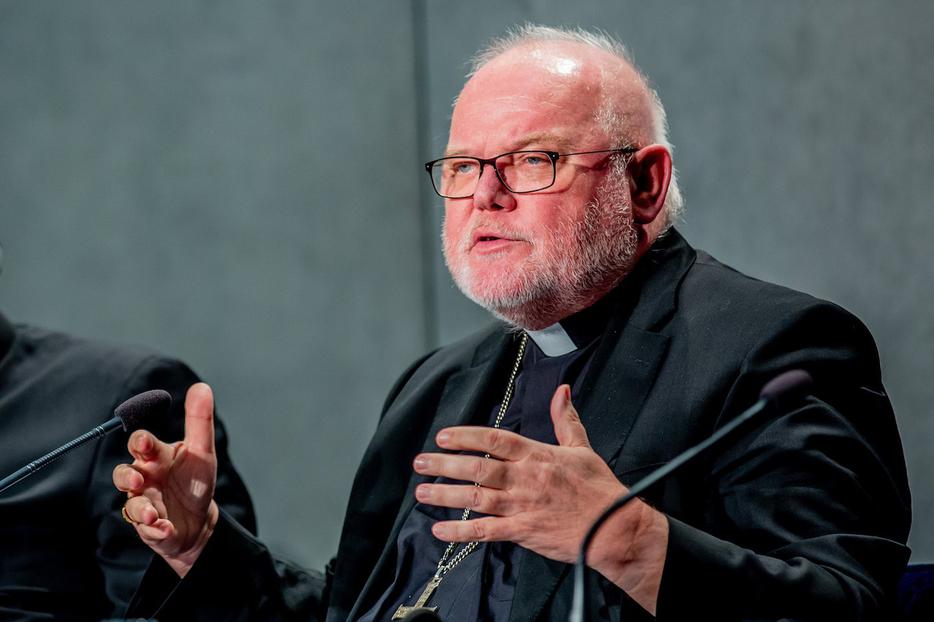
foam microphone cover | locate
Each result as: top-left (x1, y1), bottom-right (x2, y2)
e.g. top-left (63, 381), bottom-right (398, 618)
top-left (113, 389), bottom-right (173, 432)
top-left (759, 369), bottom-right (814, 410)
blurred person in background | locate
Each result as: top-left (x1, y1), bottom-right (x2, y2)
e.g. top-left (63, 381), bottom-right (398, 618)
top-left (0, 241), bottom-right (256, 620)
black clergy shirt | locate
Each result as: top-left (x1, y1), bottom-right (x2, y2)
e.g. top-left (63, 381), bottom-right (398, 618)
top-left (357, 293), bottom-right (618, 622)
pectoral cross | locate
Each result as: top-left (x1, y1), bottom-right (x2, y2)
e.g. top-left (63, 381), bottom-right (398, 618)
top-left (392, 575), bottom-right (442, 620)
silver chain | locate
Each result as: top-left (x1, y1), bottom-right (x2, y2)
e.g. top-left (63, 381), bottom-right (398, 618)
top-left (433, 331), bottom-right (529, 579)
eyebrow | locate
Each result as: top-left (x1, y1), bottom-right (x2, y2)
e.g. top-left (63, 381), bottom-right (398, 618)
top-left (444, 132), bottom-right (574, 157)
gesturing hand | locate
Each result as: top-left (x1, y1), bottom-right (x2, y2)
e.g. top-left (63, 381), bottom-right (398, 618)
top-left (413, 384), bottom-right (668, 614)
top-left (112, 382), bottom-right (220, 577)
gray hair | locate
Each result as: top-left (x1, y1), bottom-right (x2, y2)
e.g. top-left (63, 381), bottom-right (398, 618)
top-left (469, 24), bottom-right (685, 227)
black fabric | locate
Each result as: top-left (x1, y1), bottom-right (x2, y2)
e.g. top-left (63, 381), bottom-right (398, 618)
top-left (0, 314), bottom-right (256, 621)
top-left (358, 327), bottom-right (603, 622)
top-left (127, 229), bottom-right (911, 621)
top-left (896, 564), bottom-right (934, 621)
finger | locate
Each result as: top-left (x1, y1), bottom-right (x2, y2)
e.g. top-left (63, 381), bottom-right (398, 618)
top-left (127, 429), bottom-right (175, 464)
top-left (413, 452), bottom-right (510, 488)
top-left (431, 516), bottom-right (511, 542)
top-left (551, 385), bottom-right (591, 448)
top-left (435, 426), bottom-right (530, 460)
top-left (112, 463), bottom-right (146, 493)
top-left (136, 517), bottom-right (176, 543)
top-left (184, 383), bottom-right (215, 455)
top-left (416, 483), bottom-right (512, 515)
top-left (125, 495), bottom-right (162, 527)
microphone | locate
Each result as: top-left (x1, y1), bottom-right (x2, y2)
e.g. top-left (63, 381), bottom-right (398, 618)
top-left (399, 608), bottom-right (443, 621)
top-left (0, 389), bottom-right (172, 494)
top-left (569, 370), bottom-right (814, 622)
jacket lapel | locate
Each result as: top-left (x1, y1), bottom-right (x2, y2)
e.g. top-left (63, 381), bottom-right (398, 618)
top-left (510, 230), bottom-right (696, 620)
top-left (347, 328), bottom-right (516, 619)
top-left (577, 229), bottom-right (695, 468)
top-left (508, 323), bottom-right (670, 621)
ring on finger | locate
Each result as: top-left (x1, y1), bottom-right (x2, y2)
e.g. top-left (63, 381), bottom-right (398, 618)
top-left (121, 504), bottom-right (140, 526)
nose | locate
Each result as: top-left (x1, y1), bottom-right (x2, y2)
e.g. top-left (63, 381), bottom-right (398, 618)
top-left (472, 163), bottom-right (517, 211)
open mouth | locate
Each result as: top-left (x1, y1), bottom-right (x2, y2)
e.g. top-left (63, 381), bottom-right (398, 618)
top-left (470, 234), bottom-right (523, 255)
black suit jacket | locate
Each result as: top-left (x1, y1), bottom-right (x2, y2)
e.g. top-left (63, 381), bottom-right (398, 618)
top-left (130, 230), bottom-right (911, 621)
top-left (0, 314), bottom-right (256, 620)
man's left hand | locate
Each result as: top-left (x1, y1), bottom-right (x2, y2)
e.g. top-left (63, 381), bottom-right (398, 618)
top-left (413, 384), bottom-right (668, 615)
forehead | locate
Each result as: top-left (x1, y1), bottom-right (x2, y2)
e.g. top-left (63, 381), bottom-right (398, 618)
top-left (447, 44), bottom-right (610, 155)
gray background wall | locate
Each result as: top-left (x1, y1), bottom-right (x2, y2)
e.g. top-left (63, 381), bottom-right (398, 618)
top-left (1, 0), bottom-right (931, 571)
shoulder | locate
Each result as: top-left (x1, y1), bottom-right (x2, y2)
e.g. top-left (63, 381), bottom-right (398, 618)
top-left (676, 251), bottom-right (876, 357)
top-left (665, 250), bottom-right (886, 431)
top-left (7, 324), bottom-right (200, 427)
top-left (684, 251), bottom-right (838, 317)
top-left (14, 323), bottom-right (194, 380)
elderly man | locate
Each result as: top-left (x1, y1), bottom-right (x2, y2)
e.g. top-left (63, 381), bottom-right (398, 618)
top-left (114, 26), bottom-right (910, 621)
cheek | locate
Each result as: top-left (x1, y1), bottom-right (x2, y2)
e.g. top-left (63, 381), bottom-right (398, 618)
top-left (441, 217), bottom-right (455, 246)
top-left (532, 202), bottom-right (586, 246)
top-left (441, 207), bottom-right (466, 252)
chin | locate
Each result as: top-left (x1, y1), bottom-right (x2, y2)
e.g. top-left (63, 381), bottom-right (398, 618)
top-left (450, 263), bottom-right (567, 330)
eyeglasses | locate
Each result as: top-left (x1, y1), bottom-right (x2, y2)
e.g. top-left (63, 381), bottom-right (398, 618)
top-left (424, 147), bottom-right (638, 199)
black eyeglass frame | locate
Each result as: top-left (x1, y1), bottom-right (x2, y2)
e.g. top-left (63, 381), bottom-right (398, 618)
top-left (423, 147), bottom-right (639, 199)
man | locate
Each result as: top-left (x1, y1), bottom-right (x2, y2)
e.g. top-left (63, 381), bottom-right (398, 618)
top-left (0, 308), bottom-right (255, 620)
top-left (113, 26), bottom-right (910, 621)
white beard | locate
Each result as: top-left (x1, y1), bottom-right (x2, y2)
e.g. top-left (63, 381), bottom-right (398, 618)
top-left (443, 161), bottom-right (639, 330)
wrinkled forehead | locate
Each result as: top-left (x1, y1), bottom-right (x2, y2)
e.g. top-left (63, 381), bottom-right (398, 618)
top-left (448, 44), bottom-right (611, 152)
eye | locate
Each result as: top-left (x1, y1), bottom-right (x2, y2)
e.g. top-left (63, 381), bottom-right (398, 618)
top-left (446, 159), bottom-right (477, 176)
top-left (516, 153), bottom-right (549, 167)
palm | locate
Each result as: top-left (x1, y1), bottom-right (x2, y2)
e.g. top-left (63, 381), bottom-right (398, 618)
top-left (137, 439), bottom-right (216, 556)
top-left (115, 383), bottom-right (220, 575)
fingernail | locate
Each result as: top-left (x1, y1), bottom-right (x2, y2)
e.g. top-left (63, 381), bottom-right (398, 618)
top-left (564, 385), bottom-right (572, 402)
top-left (414, 456), bottom-right (429, 471)
top-left (415, 485), bottom-right (431, 501)
top-left (432, 523), bottom-right (449, 539)
top-left (437, 430), bottom-right (451, 445)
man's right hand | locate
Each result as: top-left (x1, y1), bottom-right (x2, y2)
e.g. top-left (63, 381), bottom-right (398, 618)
top-left (112, 382), bottom-right (220, 577)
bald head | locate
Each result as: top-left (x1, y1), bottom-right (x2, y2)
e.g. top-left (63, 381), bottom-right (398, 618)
top-left (467, 40), bottom-right (654, 148)
top-left (459, 25), bottom-right (683, 228)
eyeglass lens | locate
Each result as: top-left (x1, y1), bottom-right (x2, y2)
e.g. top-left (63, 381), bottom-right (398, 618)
top-left (430, 151), bottom-right (556, 198)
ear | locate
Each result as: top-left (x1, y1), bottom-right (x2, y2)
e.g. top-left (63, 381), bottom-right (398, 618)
top-left (627, 145), bottom-right (672, 225)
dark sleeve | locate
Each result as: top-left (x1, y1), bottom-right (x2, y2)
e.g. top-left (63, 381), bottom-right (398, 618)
top-left (655, 302), bottom-right (911, 622)
top-left (127, 510), bottom-right (329, 622)
top-left (124, 351), bottom-right (445, 620)
top-left (84, 355), bottom-right (257, 615)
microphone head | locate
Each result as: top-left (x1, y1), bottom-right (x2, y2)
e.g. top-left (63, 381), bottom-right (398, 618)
top-left (759, 369), bottom-right (814, 409)
top-left (113, 389), bottom-right (173, 432)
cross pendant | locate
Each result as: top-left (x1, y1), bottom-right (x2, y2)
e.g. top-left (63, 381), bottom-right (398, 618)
top-left (392, 575), bottom-right (442, 620)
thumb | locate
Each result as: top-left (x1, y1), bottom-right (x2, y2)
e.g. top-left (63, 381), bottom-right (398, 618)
top-left (184, 383), bottom-right (216, 455)
top-left (550, 384), bottom-right (591, 448)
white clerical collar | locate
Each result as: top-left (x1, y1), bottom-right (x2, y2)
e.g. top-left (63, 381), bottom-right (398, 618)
top-left (526, 322), bottom-right (577, 357)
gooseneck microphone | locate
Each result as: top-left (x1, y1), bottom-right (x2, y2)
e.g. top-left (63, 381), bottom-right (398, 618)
top-left (0, 389), bottom-right (172, 494)
top-left (568, 369), bottom-right (814, 622)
